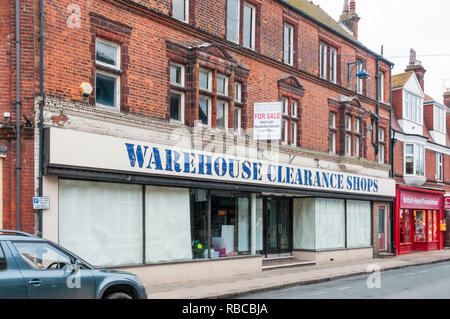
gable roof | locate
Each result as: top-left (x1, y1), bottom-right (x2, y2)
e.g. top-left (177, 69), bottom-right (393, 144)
top-left (285, 0), bottom-right (355, 40)
top-left (280, 0), bottom-right (394, 66)
top-left (392, 72), bottom-right (414, 89)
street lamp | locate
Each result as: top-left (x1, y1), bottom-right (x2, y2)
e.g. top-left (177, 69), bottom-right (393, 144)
top-left (347, 60), bottom-right (370, 81)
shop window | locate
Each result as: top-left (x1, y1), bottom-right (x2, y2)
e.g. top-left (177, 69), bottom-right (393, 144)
top-left (173, 0), bottom-right (189, 23)
top-left (255, 197), bottom-right (264, 253)
top-left (210, 192), bottom-right (250, 257)
top-left (319, 42), bottom-right (338, 84)
top-left (145, 186), bottom-right (192, 263)
top-left (414, 210), bottom-right (426, 242)
top-left (400, 209), bottom-right (411, 244)
top-left (59, 180), bottom-right (143, 267)
top-left (190, 190), bottom-right (209, 259)
top-left (315, 198), bottom-right (346, 250)
top-left (433, 211), bottom-right (438, 241)
top-left (346, 200), bottom-right (371, 248)
top-left (95, 39), bottom-right (121, 111)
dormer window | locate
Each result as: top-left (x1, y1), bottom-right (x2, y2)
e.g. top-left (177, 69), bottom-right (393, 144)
top-left (403, 91), bottom-right (423, 124)
top-left (434, 106), bottom-right (445, 133)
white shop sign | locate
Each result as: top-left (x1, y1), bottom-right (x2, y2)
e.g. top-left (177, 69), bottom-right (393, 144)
top-left (33, 196), bottom-right (50, 210)
top-left (48, 127), bottom-right (396, 197)
top-left (253, 102), bottom-right (282, 140)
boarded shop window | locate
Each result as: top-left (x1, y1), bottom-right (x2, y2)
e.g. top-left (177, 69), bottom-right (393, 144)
top-left (59, 180), bottom-right (143, 267)
top-left (346, 200), bottom-right (371, 248)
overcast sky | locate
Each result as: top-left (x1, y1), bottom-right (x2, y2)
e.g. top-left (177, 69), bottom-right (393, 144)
top-left (312, 0), bottom-right (450, 104)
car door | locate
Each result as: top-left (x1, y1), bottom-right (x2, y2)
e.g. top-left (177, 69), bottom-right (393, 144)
top-left (7, 240), bottom-right (97, 299)
top-left (0, 241), bottom-right (28, 298)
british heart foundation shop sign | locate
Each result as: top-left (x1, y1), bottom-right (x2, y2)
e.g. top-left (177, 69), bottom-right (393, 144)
top-left (445, 196), bottom-right (450, 210)
top-left (400, 191), bottom-right (441, 210)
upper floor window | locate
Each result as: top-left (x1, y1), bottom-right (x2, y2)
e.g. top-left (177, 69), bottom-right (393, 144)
top-left (344, 115), bottom-right (362, 158)
top-left (199, 69), bottom-right (212, 92)
top-left (169, 63), bottom-right (185, 123)
top-left (436, 153), bottom-right (443, 182)
top-left (281, 96), bottom-right (298, 146)
top-left (356, 62), bottom-right (363, 94)
top-left (403, 91), bottom-right (423, 124)
top-left (319, 42), bottom-right (337, 84)
top-left (227, 0), bottom-right (240, 43)
top-left (378, 128), bottom-right (385, 164)
top-left (173, 0), bottom-right (189, 23)
top-left (234, 82), bottom-right (242, 103)
top-left (329, 112), bottom-right (336, 154)
top-left (217, 74), bottom-right (228, 96)
top-left (378, 71), bottom-right (385, 102)
top-left (243, 2), bottom-right (256, 50)
top-left (405, 143), bottom-right (424, 176)
top-left (95, 38), bottom-right (121, 111)
top-left (434, 106), bottom-right (446, 133)
top-left (283, 23), bottom-right (294, 66)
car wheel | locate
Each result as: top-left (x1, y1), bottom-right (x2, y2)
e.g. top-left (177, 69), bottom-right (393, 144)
top-left (105, 292), bottom-right (133, 299)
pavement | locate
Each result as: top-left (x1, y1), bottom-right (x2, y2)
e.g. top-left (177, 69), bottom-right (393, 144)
top-left (146, 250), bottom-right (450, 299)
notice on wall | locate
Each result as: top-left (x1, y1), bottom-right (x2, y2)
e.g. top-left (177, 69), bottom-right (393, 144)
top-left (253, 102), bottom-right (282, 140)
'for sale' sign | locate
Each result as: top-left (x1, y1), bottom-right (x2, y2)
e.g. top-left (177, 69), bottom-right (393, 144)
top-left (253, 102), bottom-right (282, 140)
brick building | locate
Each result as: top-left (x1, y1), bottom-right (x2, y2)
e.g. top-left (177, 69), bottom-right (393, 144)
top-left (3, 0), bottom-right (397, 284)
top-left (391, 49), bottom-right (450, 255)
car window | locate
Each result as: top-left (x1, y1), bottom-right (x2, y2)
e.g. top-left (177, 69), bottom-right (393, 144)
top-left (0, 243), bottom-right (7, 271)
top-left (13, 242), bottom-right (72, 270)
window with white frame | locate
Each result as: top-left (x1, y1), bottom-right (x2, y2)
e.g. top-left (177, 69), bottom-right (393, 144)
top-left (199, 69), bottom-right (212, 92)
top-left (329, 112), bottom-right (336, 154)
top-left (291, 121), bottom-right (297, 146)
top-left (405, 143), bottom-right (424, 176)
top-left (281, 119), bottom-right (288, 144)
top-left (95, 39), bottom-right (121, 110)
top-left (436, 153), bottom-right (443, 182)
top-left (403, 91), bottom-right (423, 124)
top-left (226, 0), bottom-right (240, 43)
top-left (216, 100), bottom-right (228, 130)
top-left (243, 2), bottom-right (256, 49)
top-left (282, 97), bottom-right (288, 115)
top-left (283, 23), bottom-right (294, 66)
top-left (198, 96), bottom-right (211, 127)
top-left (217, 74), bottom-right (228, 96)
top-left (378, 71), bottom-right (385, 102)
top-left (234, 106), bottom-right (241, 133)
top-left (356, 62), bottom-right (363, 94)
top-left (169, 63), bottom-right (185, 122)
top-left (345, 115), bottom-right (352, 131)
top-left (378, 128), bottom-right (385, 164)
top-left (434, 106), bottom-right (446, 133)
top-left (280, 96), bottom-right (299, 146)
top-left (173, 0), bottom-right (189, 23)
top-left (234, 82), bottom-right (242, 103)
top-left (354, 136), bottom-right (360, 157)
top-left (291, 100), bottom-right (297, 118)
top-left (319, 42), bottom-right (337, 83)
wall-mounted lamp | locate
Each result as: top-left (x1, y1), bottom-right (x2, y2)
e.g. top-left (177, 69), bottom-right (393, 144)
top-left (347, 60), bottom-right (371, 81)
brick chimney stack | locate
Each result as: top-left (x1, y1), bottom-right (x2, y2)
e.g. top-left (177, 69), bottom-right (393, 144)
top-left (339, 0), bottom-right (360, 39)
top-left (405, 49), bottom-right (426, 92)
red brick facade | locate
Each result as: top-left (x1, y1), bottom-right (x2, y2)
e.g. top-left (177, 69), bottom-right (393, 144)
top-left (2, 0), bottom-right (394, 232)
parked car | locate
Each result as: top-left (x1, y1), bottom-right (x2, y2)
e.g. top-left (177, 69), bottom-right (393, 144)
top-left (0, 230), bottom-right (147, 299)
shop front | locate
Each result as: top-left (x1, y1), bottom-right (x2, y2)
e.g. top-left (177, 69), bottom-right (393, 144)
top-left (395, 185), bottom-right (444, 255)
top-left (42, 127), bottom-right (395, 285)
top-left (444, 195), bottom-right (450, 247)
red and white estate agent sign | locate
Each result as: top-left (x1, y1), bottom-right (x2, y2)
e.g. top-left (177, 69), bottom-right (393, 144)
top-left (253, 102), bottom-right (282, 140)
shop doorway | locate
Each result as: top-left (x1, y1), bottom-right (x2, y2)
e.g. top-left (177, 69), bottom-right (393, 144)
top-left (264, 197), bottom-right (292, 256)
top-left (378, 206), bottom-right (386, 251)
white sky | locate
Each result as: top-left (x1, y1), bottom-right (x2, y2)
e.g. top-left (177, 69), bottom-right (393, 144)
top-left (312, 0), bottom-right (450, 104)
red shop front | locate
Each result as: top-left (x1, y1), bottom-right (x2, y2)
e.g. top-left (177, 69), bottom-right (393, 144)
top-left (395, 185), bottom-right (444, 255)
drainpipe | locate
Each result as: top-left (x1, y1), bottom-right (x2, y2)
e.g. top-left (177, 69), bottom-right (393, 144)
top-left (37, 0), bottom-right (44, 237)
top-left (15, 0), bottom-right (21, 231)
top-left (389, 64), bottom-right (396, 255)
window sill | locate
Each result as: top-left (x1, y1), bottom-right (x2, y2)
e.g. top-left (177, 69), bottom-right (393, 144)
top-left (96, 62), bottom-right (122, 75)
top-left (403, 175), bottom-right (426, 187)
top-left (94, 104), bottom-right (121, 114)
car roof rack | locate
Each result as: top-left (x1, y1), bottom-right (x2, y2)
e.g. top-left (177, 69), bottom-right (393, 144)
top-left (0, 230), bottom-right (36, 238)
